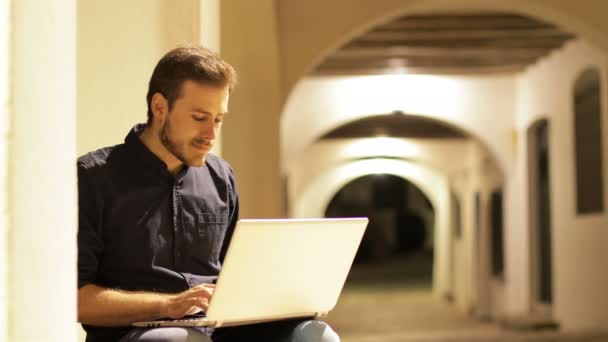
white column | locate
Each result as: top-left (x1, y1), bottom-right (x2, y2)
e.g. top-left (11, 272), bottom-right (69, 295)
top-left (201, 0), bottom-right (220, 51)
top-left (10, 0), bottom-right (77, 341)
top-left (0, 0), bottom-right (10, 341)
top-left (201, 0), bottom-right (223, 156)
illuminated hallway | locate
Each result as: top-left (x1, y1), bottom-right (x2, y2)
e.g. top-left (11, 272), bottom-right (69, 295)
top-left (283, 7), bottom-right (608, 341)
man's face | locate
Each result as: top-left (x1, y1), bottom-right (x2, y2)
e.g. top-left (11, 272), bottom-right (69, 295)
top-left (159, 80), bottom-right (230, 167)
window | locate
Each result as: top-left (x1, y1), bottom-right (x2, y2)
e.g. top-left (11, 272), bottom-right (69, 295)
top-left (574, 68), bottom-right (605, 214)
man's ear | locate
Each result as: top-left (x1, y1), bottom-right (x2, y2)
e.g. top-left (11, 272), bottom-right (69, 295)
top-left (151, 92), bottom-right (169, 122)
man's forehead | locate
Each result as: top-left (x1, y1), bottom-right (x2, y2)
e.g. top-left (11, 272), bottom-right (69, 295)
top-left (191, 106), bottom-right (229, 115)
top-left (177, 81), bottom-right (229, 103)
top-left (181, 79), bottom-right (229, 93)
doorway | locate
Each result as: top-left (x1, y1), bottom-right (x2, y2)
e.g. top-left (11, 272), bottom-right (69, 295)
top-left (528, 119), bottom-right (554, 316)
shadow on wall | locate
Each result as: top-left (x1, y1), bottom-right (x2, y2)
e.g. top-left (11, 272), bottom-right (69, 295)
top-left (324, 173), bottom-right (435, 264)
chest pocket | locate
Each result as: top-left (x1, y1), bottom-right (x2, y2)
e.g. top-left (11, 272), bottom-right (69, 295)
top-left (197, 212), bottom-right (229, 263)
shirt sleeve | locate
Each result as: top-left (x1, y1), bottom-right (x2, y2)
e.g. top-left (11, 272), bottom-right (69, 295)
top-left (181, 273), bottom-right (218, 287)
top-left (77, 162), bottom-right (105, 289)
top-left (219, 166), bottom-right (239, 264)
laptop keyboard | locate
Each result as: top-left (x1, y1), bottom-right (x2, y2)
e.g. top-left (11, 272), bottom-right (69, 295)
top-left (147, 312), bottom-right (207, 326)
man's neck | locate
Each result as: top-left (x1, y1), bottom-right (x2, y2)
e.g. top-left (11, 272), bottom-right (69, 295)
top-left (139, 126), bottom-right (183, 176)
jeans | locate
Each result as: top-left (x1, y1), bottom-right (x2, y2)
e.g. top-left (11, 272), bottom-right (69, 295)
top-left (119, 319), bottom-right (340, 342)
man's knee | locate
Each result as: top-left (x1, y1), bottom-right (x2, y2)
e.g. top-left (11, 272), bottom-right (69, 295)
top-left (120, 327), bottom-right (212, 342)
top-left (290, 320), bottom-right (340, 342)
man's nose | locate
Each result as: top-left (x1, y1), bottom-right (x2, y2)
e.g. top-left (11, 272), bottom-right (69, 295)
top-left (201, 122), bottom-right (217, 140)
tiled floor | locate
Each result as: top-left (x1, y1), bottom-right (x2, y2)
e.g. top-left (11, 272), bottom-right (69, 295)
top-left (325, 252), bottom-right (608, 342)
top-left (342, 332), bottom-right (608, 342)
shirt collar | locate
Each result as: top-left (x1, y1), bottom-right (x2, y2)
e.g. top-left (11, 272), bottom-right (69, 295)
top-left (124, 123), bottom-right (190, 181)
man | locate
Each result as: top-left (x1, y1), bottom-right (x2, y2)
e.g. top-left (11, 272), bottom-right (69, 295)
top-left (77, 46), bottom-right (340, 342)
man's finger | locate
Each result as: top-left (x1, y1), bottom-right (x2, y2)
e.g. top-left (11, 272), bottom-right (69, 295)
top-left (186, 286), bottom-right (214, 298)
top-left (182, 296), bottom-right (209, 309)
top-left (183, 306), bottom-right (203, 316)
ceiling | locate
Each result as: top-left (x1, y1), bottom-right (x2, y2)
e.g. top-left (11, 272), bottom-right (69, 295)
top-left (313, 12), bottom-right (575, 76)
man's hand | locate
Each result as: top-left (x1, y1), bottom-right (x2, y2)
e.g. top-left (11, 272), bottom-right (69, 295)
top-left (78, 283), bottom-right (215, 326)
top-left (164, 284), bottom-right (215, 319)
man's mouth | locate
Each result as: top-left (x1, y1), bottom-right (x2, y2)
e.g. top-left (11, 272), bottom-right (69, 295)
top-left (192, 141), bottom-right (212, 152)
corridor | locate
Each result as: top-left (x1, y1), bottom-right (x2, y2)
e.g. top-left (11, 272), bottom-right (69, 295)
top-left (326, 252), bottom-right (608, 342)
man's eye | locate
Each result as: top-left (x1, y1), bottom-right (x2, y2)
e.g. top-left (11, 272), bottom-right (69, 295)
top-left (193, 115), bottom-right (207, 122)
top-left (215, 118), bottom-right (223, 124)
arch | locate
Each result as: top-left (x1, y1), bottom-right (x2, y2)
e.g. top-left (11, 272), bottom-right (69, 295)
top-left (292, 157), bottom-right (453, 295)
top-left (325, 173), bottom-right (435, 258)
top-left (526, 116), bottom-right (549, 133)
top-left (279, 0), bottom-right (608, 95)
top-left (279, 1), bottom-right (608, 177)
top-left (321, 112), bottom-right (467, 139)
top-left (285, 136), bottom-right (473, 208)
top-left (281, 73), bottom-right (512, 174)
top-left (293, 158), bottom-right (445, 218)
top-left (574, 67), bottom-right (601, 94)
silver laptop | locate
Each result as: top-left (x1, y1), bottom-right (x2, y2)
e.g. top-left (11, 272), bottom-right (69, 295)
top-left (133, 217), bottom-right (368, 328)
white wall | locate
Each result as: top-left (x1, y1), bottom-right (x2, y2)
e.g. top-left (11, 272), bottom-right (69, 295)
top-left (513, 39), bottom-right (608, 331)
top-left (450, 172), bottom-right (476, 312)
top-left (220, 0), bottom-right (284, 218)
top-left (11, 0), bottom-right (78, 341)
top-left (281, 74), bottom-right (517, 175)
top-left (78, 1), bottom-right (159, 155)
top-left (0, 0), bottom-right (9, 340)
top-left (77, 0), bottom-right (202, 156)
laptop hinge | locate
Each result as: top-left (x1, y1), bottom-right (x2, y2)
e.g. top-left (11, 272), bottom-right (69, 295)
top-left (315, 311), bottom-right (329, 318)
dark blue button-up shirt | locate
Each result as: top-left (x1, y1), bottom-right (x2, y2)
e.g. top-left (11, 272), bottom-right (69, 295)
top-left (77, 124), bottom-right (239, 341)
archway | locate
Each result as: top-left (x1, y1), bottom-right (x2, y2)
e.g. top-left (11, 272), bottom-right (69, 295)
top-left (281, 74), bottom-right (510, 175)
top-left (292, 157), bottom-right (455, 296)
top-left (325, 174), bottom-right (435, 264)
top-left (278, 0), bottom-right (608, 94)
top-left (325, 174), bottom-right (437, 325)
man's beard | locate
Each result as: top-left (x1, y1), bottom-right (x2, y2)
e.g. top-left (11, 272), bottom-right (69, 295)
top-left (160, 117), bottom-right (205, 167)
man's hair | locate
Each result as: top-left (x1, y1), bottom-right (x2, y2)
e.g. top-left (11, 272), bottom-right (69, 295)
top-left (146, 45), bottom-right (237, 123)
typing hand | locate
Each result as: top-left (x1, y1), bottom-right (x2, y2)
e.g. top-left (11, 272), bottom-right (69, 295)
top-left (164, 283), bottom-right (215, 319)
